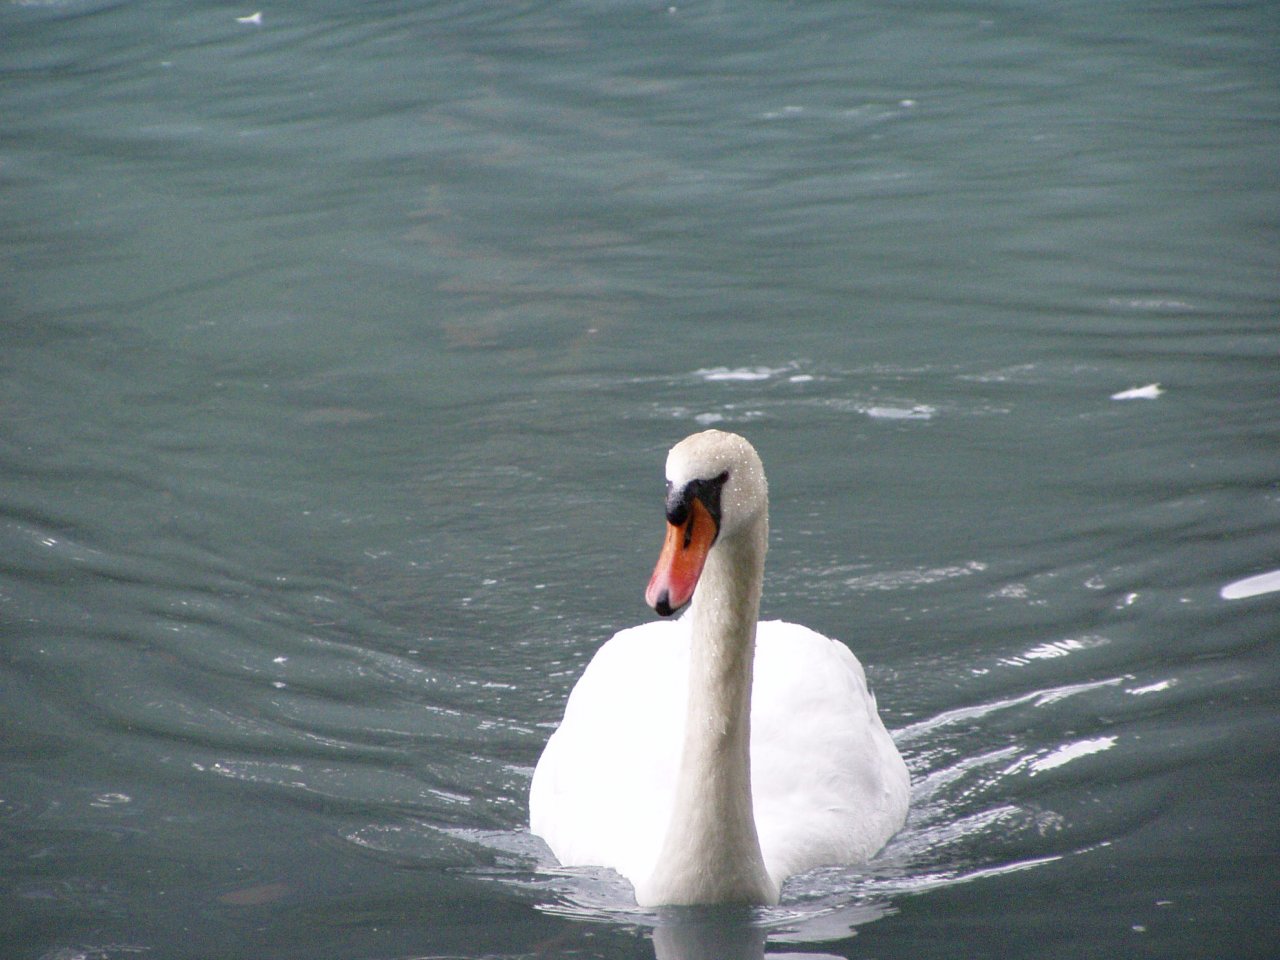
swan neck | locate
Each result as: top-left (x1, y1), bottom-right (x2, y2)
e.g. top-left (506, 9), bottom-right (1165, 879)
top-left (691, 518), bottom-right (766, 660)
top-left (639, 513), bottom-right (776, 906)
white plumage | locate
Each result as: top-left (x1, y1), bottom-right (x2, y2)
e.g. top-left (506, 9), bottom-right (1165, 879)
top-left (529, 430), bottom-right (909, 906)
top-left (531, 617), bottom-right (908, 890)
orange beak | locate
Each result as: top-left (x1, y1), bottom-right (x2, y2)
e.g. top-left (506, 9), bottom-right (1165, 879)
top-left (645, 497), bottom-right (718, 616)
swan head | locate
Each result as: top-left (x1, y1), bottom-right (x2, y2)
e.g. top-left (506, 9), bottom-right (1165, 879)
top-left (645, 430), bottom-right (768, 616)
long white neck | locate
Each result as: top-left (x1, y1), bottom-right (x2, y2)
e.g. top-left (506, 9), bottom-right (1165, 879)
top-left (635, 511), bottom-right (778, 907)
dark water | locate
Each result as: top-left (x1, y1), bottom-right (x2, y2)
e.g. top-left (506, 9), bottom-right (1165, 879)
top-left (2, 1), bottom-right (1277, 957)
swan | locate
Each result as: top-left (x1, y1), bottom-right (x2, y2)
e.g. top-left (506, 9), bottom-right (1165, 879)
top-left (529, 429), bottom-right (909, 906)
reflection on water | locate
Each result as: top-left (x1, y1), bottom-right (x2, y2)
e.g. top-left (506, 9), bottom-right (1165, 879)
top-left (1221, 568), bottom-right (1280, 601)
top-left (650, 905), bottom-right (853, 960)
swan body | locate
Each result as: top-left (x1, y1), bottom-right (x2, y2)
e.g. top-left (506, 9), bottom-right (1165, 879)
top-left (529, 430), bottom-right (909, 906)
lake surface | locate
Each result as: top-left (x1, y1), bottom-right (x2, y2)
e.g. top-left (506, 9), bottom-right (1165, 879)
top-left (2, 1), bottom-right (1277, 957)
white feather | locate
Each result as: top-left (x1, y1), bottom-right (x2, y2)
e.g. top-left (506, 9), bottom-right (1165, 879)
top-left (530, 617), bottom-right (908, 895)
top-left (529, 431), bottom-right (909, 905)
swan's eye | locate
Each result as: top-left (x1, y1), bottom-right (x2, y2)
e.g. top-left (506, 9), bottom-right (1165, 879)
top-left (689, 471), bottom-right (729, 513)
top-left (665, 471), bottom-right (729, 531)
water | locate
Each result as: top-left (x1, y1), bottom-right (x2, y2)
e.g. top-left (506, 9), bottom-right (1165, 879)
top-left (2, 0), bottom-right (1277, 957)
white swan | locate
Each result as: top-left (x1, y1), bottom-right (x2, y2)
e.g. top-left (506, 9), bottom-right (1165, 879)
top-left (529, 429), bottom-right (909, 906)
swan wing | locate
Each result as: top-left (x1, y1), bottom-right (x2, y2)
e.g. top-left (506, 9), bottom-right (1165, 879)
top-left (529, 617), bottom-right (690, 887)
top-left (749, 620), bottom-right (909, 885)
